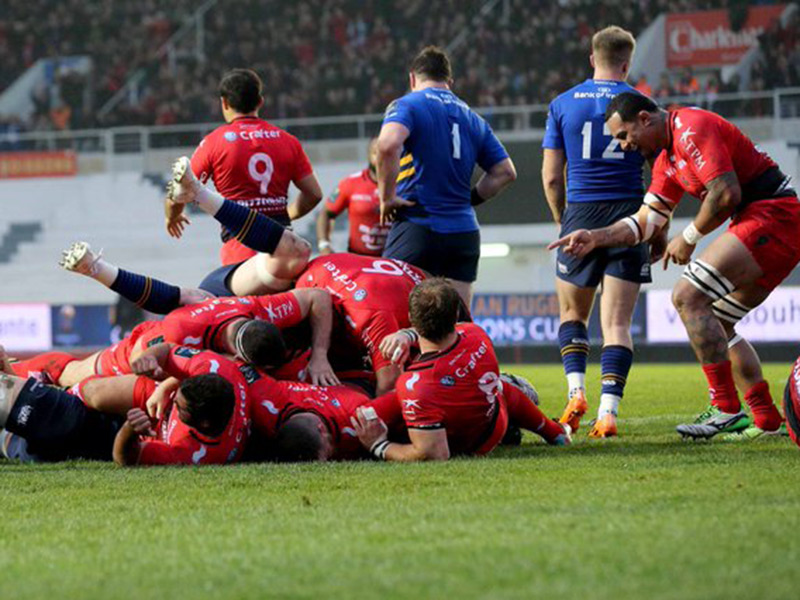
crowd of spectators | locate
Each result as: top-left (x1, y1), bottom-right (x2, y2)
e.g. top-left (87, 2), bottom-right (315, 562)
top-left (0, 0), bottom-right (797, 134)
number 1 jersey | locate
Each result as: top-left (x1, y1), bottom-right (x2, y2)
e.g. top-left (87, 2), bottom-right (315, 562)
top-left (543, 79), bottom-right (644, 204)
top-left (191, 116), bottom-right (313, 228)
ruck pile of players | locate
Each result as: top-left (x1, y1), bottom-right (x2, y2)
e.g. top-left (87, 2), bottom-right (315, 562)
top-left (2, 28), bottom-right (800, 465)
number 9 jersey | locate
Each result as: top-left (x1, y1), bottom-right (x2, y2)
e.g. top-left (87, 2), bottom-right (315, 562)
top-left (543, 79), bottom-right (644, 204)
top-left (190, 116), bottom-right (313, 228)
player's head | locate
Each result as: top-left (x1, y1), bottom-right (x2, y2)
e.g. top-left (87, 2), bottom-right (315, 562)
top-left (218, 69), bottom-right (264, 120)
top-left (367, 137), bottom-right (379, 174)
top-left (408, 278), bottom-right (460, 343)
top-left (605, 91), bottom-right (664, 159)
top-left (233, 319), bottom-right (288, 370)
top-left (591, 26), bottom-right (636, 78)
top-left (273, 412), bottom-right (333, 462)
top-left (409, 46), bottom-right (453, 89)
top-left (176, 374), bottom-right (235, 437)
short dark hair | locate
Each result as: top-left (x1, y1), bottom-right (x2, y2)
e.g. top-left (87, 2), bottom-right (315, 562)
top-left (274, 414), bottom-right (324, 462)
top-left (605, 92), bottom-right (659, 123)
top-left (218, 69), bottom-right (263, 114)
top-left (409, 278), bottom-right (460, 343)
top-left (236, 320), bottom-right (287, 368)
top-left (179, 374), bottom-right (235, 437)
top-left (409, 46), bottom-right (452, 82)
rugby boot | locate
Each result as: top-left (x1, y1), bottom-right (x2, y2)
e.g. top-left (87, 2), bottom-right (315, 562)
top-left (588, 413), bottom-right (618, 438)
top-left (59, 241), bottom-right (102, 276)
top-left (550, 423), bottom-right (572, 447)
top-left (676, 405), bottom-right (750, 440)
top-left (721, 422), bottom-right (787, 442)
top-left (166, 156), bottom-right (201, 205)
top-left (559, 389), bottom-right (588, 432)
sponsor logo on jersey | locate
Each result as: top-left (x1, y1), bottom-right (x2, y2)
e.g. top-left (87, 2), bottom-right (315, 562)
top-left (181, 336), bottom-right (202, 346)
top-left (192, 445), bottom-right (208, 464)
top-left (405, 372), bottom-right (421, 391)
top-left (224, 132), bottom-right (238, 142)
top-left (403, 399), bottom-right (420, 410)
top-left (557, 262), bottom-right (568, 274)
top-left (455, 341), bottom-right (490, 379)
top-left (147, 336), bottom-right (166, 348)
top-left (17, 405), bottom-right (33, 425)
top-left (175, 346), bottom-right (201, 358)
top-left (208, 360), bottom-right (220, 374)
top-left (238, 364), bottom-right (261, 384)
top-left (354, 289), bottom-right (367, 301)
top-left (440, 376), bottom-right (455, 386)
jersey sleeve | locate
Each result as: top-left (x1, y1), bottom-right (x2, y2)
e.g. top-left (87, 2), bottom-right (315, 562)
top-left (362, 311), bottom-right (400, 372)
top-left (137, 439), bottom-right (195, 465)
top-left (396, 374), bottom-right (445, 429)
top-left (325, 179), bottom-right (350, 217)
top-left (253, 292), bottom-right (304, 328)
top-left (382, 97), bottom-right (414, 132)
top-left (291, 136), bottom-right (314, 183)
top-left (190, 135), bottom-right (214, 184)
top-left (542, 101), bottom-right (564, 149)
top-left (476, 121), bottom-right (510, 172)
top-left (648, 153), bottom-right (685, 205)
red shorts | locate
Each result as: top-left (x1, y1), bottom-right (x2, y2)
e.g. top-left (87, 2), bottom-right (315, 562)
top-left (728, 196), bottom-right (800, 290)
top-left (220, 238), bottom-right (257, 266)
top-left (96, 321), bottom-right (162, 376)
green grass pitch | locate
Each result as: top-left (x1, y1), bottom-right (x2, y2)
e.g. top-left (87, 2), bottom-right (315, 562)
top-left (1, 363), bottom-right (798, 600)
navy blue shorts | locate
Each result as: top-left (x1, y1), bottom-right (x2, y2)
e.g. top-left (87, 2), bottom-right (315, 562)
top-left (198, 263), bottom-right (242, 297)
top-left (557, 200), bottom-right (651, 288)
top-left (6, 379), bottom-right (122, 461)
top-left (383, 220), bottom-right (480, 283)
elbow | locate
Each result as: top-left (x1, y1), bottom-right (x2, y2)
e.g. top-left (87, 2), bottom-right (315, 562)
top-left (504, 161), bottom-right (518, 184)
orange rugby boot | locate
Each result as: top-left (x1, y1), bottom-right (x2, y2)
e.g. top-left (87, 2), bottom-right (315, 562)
top-left (559, 389), bottom-right (588, 432)
top-left (588, 413), bottom-right (618, 438)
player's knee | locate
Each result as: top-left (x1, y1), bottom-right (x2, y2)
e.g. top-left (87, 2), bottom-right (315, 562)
top-left (672, 280), bottom-right (706, 314)
top-left (272, 232), bottom-right (311, 277)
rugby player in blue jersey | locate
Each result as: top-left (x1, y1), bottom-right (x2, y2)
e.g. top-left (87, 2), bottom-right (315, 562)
top-left (542, 26), bottom-right (662, 437)
top-left (376, 46), bottom-right (517, 307)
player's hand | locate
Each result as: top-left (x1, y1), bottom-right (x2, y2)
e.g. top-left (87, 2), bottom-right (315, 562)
top-left (130, 354), bottom-right (166, 380)
top-left (350, 406), bottom-right (388, 450)
top-left (145, 377), bottom-right (178, 419)
top-left (662, 235), bottom-right (695, 269)
top-left (307, 352), bottom-right (340, 387)
top-left (166, 214), bottom-right (191, 239)
top-left (547, 229), bottom-right (596, 258)
top-left (380, 332), bottom-right (412, 366)
top-left (649, 228), bottom-right (669, 264)
top-left (380, 197), bottom-right (416, 226)
top-left (126, 408), bottom-right (156, 437)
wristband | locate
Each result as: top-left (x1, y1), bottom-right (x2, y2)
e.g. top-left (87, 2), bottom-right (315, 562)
top-left (470, 187), bottom-right (488, 207)
top-left (399, 328), bottom-right (419, 344)
top-left (318, 240), bottom-right (332, 251)
top-left (682, 223), bottom-right (704, 245)
top-left (370, 439), bottom-right (390, 460)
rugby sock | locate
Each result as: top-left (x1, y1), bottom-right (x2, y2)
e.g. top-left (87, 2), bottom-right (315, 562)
top-left (599, 345), bottom-right (633, 418)
top-left (558, 321), bottom-right (589, 396)
top-left (504, 383), bottom-right (564, 442)
top-left (88, 257), bottom-right (119, 287)
top-left (110, 269), bottom-right (181, 314)
top-left (214, 200), bottom-right (285, 255)
top-left (744, 381), bottom-right (783, 431)
top-left (701, 360), bottom-right (741, 413)
top-left (10, 352), bottom-right (76, 385)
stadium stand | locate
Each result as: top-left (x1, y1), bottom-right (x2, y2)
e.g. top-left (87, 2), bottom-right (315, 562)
top-left (1, 0), bottom-right (795, 133)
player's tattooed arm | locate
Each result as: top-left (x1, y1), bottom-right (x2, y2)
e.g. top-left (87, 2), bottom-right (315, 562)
top-left (541, 149), bottom-right (567, 224)
top-left (692, 172), bottom-right (741, 235)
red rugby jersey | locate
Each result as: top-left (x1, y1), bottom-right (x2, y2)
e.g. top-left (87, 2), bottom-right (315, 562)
top-left (191, 117), bottom-right (313, 228)
top-left (325, 168), bottom-right (389, 256)
top-left (395, 323), bottom-right (503, 455)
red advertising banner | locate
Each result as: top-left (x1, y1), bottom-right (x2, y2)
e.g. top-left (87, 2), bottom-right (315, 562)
top-left (0, 151), bottom-right (78, 179)
top-left (666, 5), bottom-right (785, 68)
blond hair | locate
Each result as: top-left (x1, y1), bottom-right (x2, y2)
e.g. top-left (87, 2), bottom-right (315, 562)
top-left (592, 26), bottom-right (636, 68)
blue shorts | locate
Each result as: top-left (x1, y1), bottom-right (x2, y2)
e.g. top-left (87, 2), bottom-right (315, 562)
top-left (557, 200), bottom-right (651, 288)
top-left (383, 220), bottom-right (480, 283)
top-left (198, 263), bottom-right (241, 297)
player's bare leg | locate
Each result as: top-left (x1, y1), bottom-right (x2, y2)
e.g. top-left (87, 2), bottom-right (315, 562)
top-left (673, 232), bottom-right (780, 439)
top-left (447, 279), bottom-right (473, 311)
top-left (555, 279), bottom-right (595, 431)
top-left (79, 375), bottom-right (140, 415)
top-left (228, 230), bottom-right (311, 295)
top-left (60, 241), bottom-right (213, 310)
top-left (58, 353), bottom-right (102, 388)
top-left (590, 275), bottom-right (640, 438)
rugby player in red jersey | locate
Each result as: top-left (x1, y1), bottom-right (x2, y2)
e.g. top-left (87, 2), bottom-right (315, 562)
top-left (166, 69), bottom-right (323, 267)
top-left (295, 253), bottom-right (428, 396)
top-left (550, 92), bottom-right (800, 440)
top-left (114, 345), bottom-right (251, 466)
top-left (350, 279), bottom-right (571, 461)
top-left (784, 357), bottom-right (800, 449)
top-left (316, 138), bottom-right (390, 256)
top-left (20, 288), bottom-right (338, 387)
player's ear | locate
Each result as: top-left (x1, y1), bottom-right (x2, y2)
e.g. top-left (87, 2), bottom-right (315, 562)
top-left (409, 72), bottom-right (415, 91)
top-left (638, 110), bottom-right (651, 126)
top-left (220, 96), bottom-right (228, 111)
top-left (257, 95), bottom-right (264, 112)
top-left (589, 54), bottom-right (595, 69)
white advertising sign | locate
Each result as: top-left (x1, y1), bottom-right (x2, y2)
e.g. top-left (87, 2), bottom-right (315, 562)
top-left (647, 288), bottom-right (800, 343)
top-left (0, 304), bottom-right (52, 352)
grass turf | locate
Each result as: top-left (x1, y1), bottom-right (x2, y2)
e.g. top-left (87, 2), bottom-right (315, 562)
top-left (1, 363), bottom-right (798, 600)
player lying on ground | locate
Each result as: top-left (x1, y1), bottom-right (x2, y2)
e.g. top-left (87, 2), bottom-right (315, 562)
top-left (0, 345), bottom-right (249, 466)
top-left (349, 279), bottom-right (572, 462)
top-left (14, 285), bottom-right (339, 387)
top-left (550, 92), bottom-right (799, 440)
top-left (784, 357), bottom-right (800, 449)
